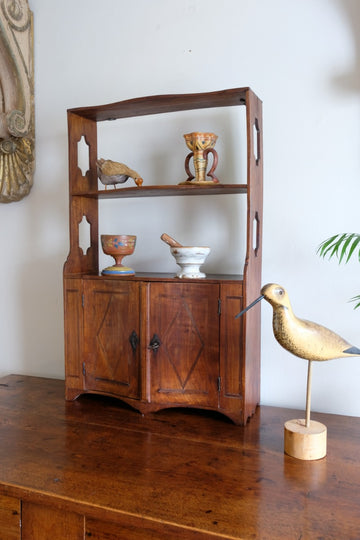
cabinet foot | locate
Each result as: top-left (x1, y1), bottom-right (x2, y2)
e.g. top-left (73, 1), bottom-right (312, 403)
top-left (65, 388), bottom-right (257, 426)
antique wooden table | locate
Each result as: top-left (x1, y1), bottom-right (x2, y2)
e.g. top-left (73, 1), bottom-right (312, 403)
top-left (0, 374), bottom-right (359, 539)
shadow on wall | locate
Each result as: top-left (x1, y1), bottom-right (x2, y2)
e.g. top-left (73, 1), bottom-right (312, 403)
top-left (17, 146), bottom-right (68, 378)
top-left (333, 0), bottom-right (360, 92)
top-left (19, 252), bottom-right (65, 377)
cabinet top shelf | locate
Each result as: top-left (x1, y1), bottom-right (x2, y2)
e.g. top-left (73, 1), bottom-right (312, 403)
top-left (68, 87), bottom-right (252, 122)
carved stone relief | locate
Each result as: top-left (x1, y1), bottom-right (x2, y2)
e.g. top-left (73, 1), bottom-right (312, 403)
top-left (0, 0), bottom-right (34, 203)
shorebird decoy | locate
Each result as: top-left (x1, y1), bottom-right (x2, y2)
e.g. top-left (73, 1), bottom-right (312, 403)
top-left (96, 159), bottom-right (143, 189)
top-left (236, 283), bottom-right (360, 458)
top-left (237, 283), bottom-right (360, 362)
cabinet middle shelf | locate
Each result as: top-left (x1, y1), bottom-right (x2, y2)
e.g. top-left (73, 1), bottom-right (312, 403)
top-left (67, 272), bottom-right (244, 283)
top-left (71, 184), bottom-right (248, 199)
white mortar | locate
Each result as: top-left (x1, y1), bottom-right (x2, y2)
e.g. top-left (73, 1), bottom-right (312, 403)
top-left (170, 246), bottom-right (210, 278)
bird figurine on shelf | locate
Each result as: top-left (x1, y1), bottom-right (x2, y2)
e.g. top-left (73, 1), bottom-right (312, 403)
top-left (96, 158), bottom-right (143, 189)
top-left (236, 283), bottom-right (360, 460)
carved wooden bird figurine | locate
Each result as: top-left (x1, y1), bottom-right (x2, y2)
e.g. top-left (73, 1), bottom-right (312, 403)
top-left (96, 159), bottom-right (143, 188)
top-left (250, 283), bottom-right (360, 361)
top-left (237, 283), bottom-right (360, 432)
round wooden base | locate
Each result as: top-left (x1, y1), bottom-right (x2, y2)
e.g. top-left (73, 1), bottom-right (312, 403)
top-left (178, 180), bottom-right (219, 186)
top-left (101, 265), bottom-right (135, 276)
top-left (284, 419), bottom-right (327, 460)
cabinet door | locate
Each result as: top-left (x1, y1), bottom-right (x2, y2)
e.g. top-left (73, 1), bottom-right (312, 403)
top-left (83, 280), bottom-right (140, 399)
top-left (147, 282), bottom-right (219, 407)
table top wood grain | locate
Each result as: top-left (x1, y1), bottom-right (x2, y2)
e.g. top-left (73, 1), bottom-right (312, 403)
top-left (0, 374), bottom-right (359, 539)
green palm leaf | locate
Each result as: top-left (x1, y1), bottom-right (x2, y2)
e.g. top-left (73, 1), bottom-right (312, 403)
top-left (317, 233), bottom-right (360, 263)
top-left (350, 295), bottom-right (360, 310)
top-left (318, 233), bottom-right (360, 309)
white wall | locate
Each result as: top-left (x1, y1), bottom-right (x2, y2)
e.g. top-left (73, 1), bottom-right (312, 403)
top-left (1, 0), bottom-right (360, 417)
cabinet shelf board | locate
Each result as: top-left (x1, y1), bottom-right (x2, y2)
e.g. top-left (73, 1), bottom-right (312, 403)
top-left (72, 184), bottom-right (248, 199)
top-left (68, 87), bottom-right (250, 122)
top-left (65, 272), bottom-right (244, 282)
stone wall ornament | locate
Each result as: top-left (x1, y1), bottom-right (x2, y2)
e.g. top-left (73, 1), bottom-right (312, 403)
top-left (0, 0), bottom-right (34, 203)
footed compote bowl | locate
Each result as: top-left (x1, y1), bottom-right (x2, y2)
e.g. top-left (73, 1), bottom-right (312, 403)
top-left (101, 234), bottom-right (136, 275)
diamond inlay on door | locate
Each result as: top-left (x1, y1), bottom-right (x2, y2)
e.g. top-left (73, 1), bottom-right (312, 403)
top-left (161, 297), bottom-right (205, 389)
top-left (83, 280), bottom-right (140, 398)
top-left (148, 282), bottom-right (219, 406)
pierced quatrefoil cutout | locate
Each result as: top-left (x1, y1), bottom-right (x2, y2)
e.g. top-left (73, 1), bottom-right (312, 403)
top-left (77, 136), bottom-right (90, 176)
top-left (78, 215), bottom-right (91, 255)
top-left (253, 119), bottom-right (260, 165)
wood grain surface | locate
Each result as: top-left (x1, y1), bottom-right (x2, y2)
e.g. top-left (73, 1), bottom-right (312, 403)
top-left (0, 375), bottom-right (359, 539)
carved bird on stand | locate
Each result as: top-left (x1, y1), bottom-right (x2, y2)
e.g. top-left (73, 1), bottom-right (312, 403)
top-left (261, 283), bottom-right (360, 361)
top-left (236, 283), bottom-right (360, 427)
top-left (96, 159), bottom-right (143, 189)
top-left (237, 283), bottom-right (360, 361)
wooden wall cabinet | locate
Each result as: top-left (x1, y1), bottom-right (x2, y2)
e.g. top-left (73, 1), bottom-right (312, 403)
top-left (64, 88), bottom-right (263, 425)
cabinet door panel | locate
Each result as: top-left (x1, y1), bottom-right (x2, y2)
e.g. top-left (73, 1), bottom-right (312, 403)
top-left (84, 280), bottom-right (140, 398)
top-left (148, 283), bottom-right (219, 407)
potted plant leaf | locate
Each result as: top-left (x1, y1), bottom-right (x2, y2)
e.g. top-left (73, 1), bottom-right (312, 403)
top-left (317, 233), bottom-right (360, 308)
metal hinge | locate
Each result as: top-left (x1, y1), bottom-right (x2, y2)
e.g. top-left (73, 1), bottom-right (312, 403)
top-left (217, 376), bottom-right (221, 392)
top-left (82, 362), bottom-right (86, 376)
top-left (218, 298), bottom-right (221, 315)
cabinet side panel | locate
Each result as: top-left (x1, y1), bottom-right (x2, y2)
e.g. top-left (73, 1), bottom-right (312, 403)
top-left (64, 112), bottom-right (98, 275)
top-left (0, 495), bottom-right (20, 540)
top-left (64, 278), bottom-right (84, 399)
top-left (243, 89), bottom-right (263, 422)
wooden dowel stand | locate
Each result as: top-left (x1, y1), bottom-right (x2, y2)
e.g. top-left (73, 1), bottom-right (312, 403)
top-left (284, 360), bottom-right (327, 460)
top-left (306, 359), bottom-right (312, 428)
